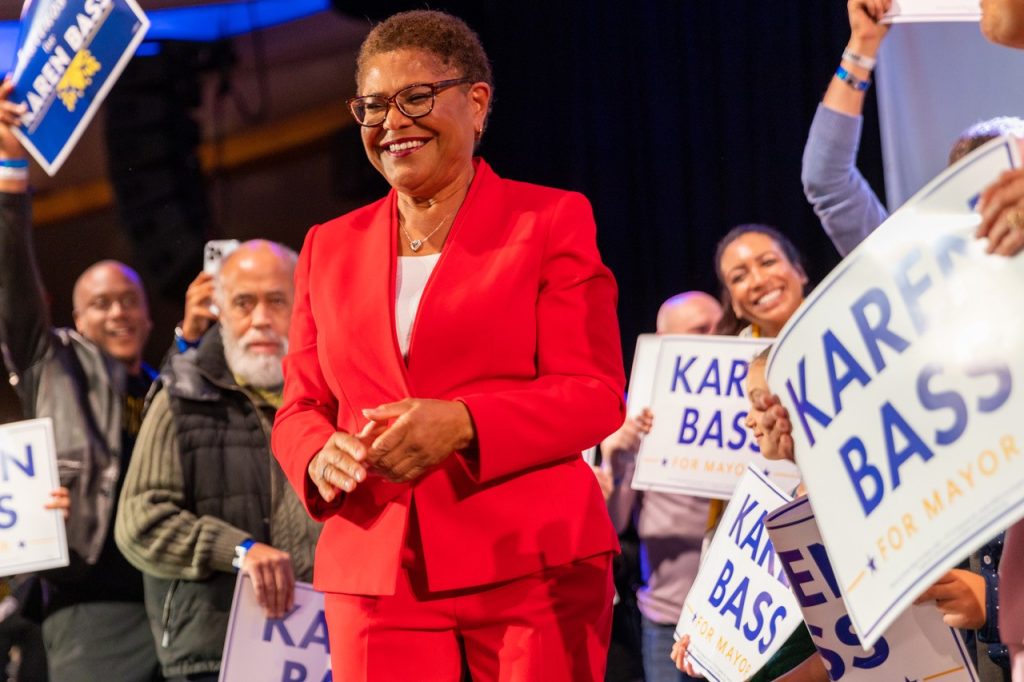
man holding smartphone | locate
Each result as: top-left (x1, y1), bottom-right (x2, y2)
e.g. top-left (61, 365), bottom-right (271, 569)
top-left (115, 240), bottom-right (321, 682)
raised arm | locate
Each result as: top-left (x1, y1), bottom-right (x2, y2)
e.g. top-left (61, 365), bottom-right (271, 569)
top-left (0, 78), bottom-right (50, 381)
top-left (801, 0), bottom-right (891, 257)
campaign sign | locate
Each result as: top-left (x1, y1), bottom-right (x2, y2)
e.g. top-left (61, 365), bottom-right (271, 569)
top-left (220, 576), bottom-right (331, 682)
top-left (626, 334), bottom-right (661, 417)
top-left (766, 136), bottom-right (1024, 645)
top-left (883, 0), bottom-right (980, 23)
top-left (10, 0), bottom-right (150, 175)
top-left (0, 418), bottom-right (68, 576)
top-left (766, 497), bottom-right (976, 681)
top-left (674, 466), bottom-right (799, 681)
top-left (631, 335), bottom-right (801, 498)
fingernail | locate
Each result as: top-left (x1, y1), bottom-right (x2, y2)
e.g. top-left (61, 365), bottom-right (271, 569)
top-left (361, 408), bottom-right (373, 417)
top-left (355, 468), bottom-right (365, 482)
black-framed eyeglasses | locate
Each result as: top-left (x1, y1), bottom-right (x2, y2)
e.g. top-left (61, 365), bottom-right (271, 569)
top-left (347, 78), bottom-right (473, 127)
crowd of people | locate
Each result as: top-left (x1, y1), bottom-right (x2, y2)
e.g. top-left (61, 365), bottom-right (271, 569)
top-left (0, 1), bottom-right (1022, 680)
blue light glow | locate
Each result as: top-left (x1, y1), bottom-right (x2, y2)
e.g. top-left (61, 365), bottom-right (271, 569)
top-left (0, 0), bottom-right (331, 70)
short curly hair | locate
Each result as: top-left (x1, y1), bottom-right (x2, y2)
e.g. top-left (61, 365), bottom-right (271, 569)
top-left (355, 10), bottom-right (493, 90)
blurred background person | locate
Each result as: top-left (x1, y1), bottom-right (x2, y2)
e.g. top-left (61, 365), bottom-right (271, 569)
top-left (602, 291), bottom-right (721, 682)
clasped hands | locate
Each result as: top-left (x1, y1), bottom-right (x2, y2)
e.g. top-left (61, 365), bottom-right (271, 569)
top-left (308, 398), bottom-right (476, 502)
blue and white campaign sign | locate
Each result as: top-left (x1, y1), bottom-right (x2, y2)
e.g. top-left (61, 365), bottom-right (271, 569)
top-left (220, 575), bottom-right (331, 682)
top-left (766, 497), bottom-right (976, 681)
top-left (631, 335), bottom-right (801, 499)
top-left (10, 0), bottom-right (150, 175)
top-left (766, 136), bottom-right (1024, 646)
top-left (0, 418), bottom-right (68, 576)
top-left (674, 466), bottom-right (799, 682)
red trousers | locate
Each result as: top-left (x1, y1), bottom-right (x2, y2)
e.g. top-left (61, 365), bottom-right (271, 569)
top-left (324, 553), bottom-right (614, 681)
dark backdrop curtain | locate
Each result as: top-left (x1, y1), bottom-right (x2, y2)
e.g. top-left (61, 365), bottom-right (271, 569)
top-left (338, 1), bottom-right (887, 372)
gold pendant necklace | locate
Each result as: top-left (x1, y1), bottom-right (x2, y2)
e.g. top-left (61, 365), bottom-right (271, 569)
top-left (401, 212), bottom-right (453, 252)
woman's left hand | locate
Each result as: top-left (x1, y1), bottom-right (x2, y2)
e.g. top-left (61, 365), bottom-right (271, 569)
top-left (362, 398), bottom-right (476, 483)
top-left (977, 168), bottom-right (1024, 256)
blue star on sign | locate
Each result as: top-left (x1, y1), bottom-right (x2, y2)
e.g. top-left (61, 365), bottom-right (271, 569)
top-left (867, 556), bottom-right (877, 573)
top-left (662, 458), bottom-right (669, 467)
top-left (692, 613), bottom-right (698, 622)
top-left (17, 541), bottom-right (25, 549)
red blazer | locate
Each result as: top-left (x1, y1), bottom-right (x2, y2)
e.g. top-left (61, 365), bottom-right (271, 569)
top-left (272, 159), bottom-right (625, 595)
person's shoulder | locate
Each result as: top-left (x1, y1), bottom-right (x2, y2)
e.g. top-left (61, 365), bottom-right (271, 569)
top-left (492, 177), bottom-right (591, 218)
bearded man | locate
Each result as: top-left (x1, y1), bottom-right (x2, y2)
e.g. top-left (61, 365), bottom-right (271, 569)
top-left (114, 240), bottom-right (321, 682)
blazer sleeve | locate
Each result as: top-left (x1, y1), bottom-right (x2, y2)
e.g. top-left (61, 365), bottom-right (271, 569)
top-left (457, 191), bottom-right (626, 483)
top-left (272, 225), bottom-right (343, 520)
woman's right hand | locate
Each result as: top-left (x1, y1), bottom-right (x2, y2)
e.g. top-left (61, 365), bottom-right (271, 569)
top-left (308, 421), bottom-right (385, 502)
top-left (670, 634), bottom-right (704, 678)
top-left (848, 0), bottom-right (891, 52)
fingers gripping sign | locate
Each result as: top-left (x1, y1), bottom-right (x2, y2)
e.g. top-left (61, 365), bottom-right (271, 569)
top-left (240, 543), bottom-right (295, 620)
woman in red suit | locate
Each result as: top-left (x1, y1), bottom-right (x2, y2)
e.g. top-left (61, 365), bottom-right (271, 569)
top-left (271, 9), bottom-right (626, 681)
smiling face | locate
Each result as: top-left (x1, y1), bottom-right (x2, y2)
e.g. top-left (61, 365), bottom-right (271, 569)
top-left (719, 231), bottom-right (807, 337)
top-left (357, 48), bottom-right (490, 201)
top-left (72, 262), bottom-right (152, 373)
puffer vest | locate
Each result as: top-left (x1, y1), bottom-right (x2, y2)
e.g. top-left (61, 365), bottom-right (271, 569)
top-left (143, 328), bottom-right (274, 677)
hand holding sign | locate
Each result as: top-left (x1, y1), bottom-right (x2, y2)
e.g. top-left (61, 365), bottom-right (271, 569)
top-left (44, 486), bottom-right (69, 520)
top-left (913, 568), bottom-right (986, 629)
top-left (240, 543), bottom-right (295, 620)
top-left (977, 167), bottom-right (1024, 255)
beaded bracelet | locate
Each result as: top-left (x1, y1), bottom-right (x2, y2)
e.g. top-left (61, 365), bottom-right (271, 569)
top-left (842, 48), bottom-right (877, 71)
top-left (835, 65), bottom-right (871, 92)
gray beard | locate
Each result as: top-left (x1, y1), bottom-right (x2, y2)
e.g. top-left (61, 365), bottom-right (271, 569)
top-left (220, 325), bottom-right (287, 389)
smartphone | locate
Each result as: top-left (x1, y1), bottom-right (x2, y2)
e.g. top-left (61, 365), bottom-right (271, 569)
top-left (203, 239), bottom-right (240, 276)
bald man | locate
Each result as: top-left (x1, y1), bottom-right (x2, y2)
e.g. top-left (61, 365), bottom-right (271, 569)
top-left (602, 291), bottom-right (722, 682)
top-left (0, 89), bottom-right (161, 680)
top-left (116, 241), bottom-right (321, 682)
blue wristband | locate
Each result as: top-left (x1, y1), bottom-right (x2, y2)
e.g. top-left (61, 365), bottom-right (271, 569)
top-left (174, 326), bottom-right (199, 353)
top-left (232, 538), bottom-right (256, 571)
top-left (0, 159), bottom-right (28, 168)
top-left (835, 65), bottom-right (871, 92)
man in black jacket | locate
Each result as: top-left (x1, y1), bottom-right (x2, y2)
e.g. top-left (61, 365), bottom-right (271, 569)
top-left (0, 82), bottom-right (161, 681)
